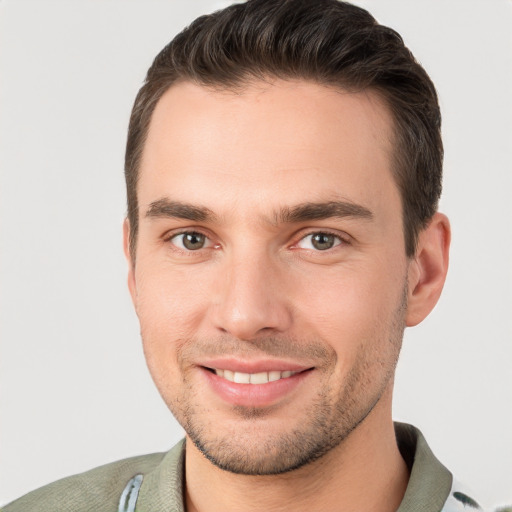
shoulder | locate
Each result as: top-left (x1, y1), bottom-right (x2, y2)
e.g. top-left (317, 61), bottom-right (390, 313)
top-left (1, 451), bottom-right (167, 512)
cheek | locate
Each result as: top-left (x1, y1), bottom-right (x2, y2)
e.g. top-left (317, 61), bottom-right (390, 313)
top-left (293, 259), bottom-right (406, 354)
top-left (133, 265), bottom-right (211, 389)
top-left (135, 263), bottom-right (211, 337)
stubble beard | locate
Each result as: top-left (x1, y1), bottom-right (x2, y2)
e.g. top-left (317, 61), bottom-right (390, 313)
top-left (158, 289), bottom-right (407, 476)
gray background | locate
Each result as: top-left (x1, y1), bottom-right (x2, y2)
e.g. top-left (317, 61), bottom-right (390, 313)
top-left (1, 0), bottom-right (511, 507)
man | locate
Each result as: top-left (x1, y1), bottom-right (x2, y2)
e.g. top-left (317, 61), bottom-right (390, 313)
top-left (2, 0), bottom-right (484, 510)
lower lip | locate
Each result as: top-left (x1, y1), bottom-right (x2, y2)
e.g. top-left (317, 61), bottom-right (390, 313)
top-left (200, 367), bottom-right (313, 408)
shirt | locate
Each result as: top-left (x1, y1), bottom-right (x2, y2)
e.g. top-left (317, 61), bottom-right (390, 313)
top-left (2, 423), bottom-right (483, 512)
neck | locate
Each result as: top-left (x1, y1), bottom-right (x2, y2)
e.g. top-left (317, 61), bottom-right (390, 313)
top-left (184, 389), bottom-right (408, 512)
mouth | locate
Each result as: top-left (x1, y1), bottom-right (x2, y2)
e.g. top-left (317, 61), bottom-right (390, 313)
top-left (199, 364), bottom-right (315, 407)
top-left (203, 367), bottom-right (304, 384)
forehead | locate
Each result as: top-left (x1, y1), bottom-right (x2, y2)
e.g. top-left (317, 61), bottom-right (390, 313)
top-left (138, 79), bottom-right (398, 221)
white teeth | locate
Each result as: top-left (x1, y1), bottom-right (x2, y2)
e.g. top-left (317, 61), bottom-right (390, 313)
top-left (250, 372), bottom-right (269, 384)
top-left (268, 371), bottom-right (281, 382)
top-left (214, 369), bottom-right (298, 384)
top-left (234, 372), bottom-right (250, 384)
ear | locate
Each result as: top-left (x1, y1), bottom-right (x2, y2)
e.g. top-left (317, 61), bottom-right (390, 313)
top-left (406, 212), bottom-right (451, 327)
top-left (123, 218), bottom-right (137, 306)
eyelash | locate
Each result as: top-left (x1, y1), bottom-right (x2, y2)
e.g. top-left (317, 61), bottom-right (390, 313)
top-left (164, 230), bottom-right (216, 255)
top-left (293, 231), bottom-right (348, 251)
top-left (164, 229), bottom-right (350, 254)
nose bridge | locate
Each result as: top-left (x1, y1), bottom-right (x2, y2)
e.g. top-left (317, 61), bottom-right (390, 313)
top-left (211, 244), bottom-right (292, 340)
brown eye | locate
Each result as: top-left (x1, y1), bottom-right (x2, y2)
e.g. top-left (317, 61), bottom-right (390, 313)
top-left (171, 232), bottom-right (208, 250)
top-left (297, 232), bottom-right (342, 251)
top-left (311, 233), bottom-right (336, 250)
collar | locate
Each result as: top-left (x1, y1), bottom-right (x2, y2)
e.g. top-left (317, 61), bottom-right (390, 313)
top-left (395, 422), bottom-right (453, 512)
top-left (132, 423), bottom-right (453, 512)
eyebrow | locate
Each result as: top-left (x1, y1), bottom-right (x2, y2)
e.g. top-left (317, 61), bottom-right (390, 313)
top-left (145, 198), bottom-right (217, 222)
top-left (277, 201), bottom-right (373, 224)
top-left (144, 198), bottom-right (373, 224)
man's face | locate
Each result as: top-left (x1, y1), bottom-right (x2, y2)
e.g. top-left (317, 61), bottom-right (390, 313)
top-left (127, 80), bottom-right (412, 475)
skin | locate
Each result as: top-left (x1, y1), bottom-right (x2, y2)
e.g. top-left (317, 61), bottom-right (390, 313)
top-left (124, 79), bottom-right (450, 512)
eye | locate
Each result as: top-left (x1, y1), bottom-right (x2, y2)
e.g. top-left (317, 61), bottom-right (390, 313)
top-left (170, 231), bottom-right (211, 251)
top-left (296, 232), bottom-right (343, 251)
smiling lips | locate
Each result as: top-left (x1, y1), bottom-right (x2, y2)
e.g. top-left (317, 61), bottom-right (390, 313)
top-left (212, 368), bottom-right (300, 384)
top-left (201, 363), bottom-right (314, 407)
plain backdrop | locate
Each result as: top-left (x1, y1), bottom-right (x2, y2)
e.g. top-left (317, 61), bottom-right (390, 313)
top-left (1, 0), bottom-right (511, 508)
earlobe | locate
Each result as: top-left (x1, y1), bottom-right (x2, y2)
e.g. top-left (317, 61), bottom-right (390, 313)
top-left (406, 212), bottom-right (451, 327)
top-left (123, 218), bottom-right (137, 305)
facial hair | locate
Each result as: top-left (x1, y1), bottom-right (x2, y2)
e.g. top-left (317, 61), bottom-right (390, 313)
top-left (160, 286), bottom-right (408, 476)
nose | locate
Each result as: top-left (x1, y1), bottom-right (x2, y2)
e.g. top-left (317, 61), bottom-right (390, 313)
top-left (210, 250), bottom-right (293, 341)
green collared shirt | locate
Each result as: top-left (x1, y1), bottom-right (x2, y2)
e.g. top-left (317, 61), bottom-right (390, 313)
top-left (2, 423), bottom-right (481, 512)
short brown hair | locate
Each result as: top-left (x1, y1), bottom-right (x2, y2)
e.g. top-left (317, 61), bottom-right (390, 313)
top-left (125, 0), bottom-right (442, 259)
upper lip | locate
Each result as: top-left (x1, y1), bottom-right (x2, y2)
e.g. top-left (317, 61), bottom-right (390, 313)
top-left (197, 358), bottom-right (313, 374)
